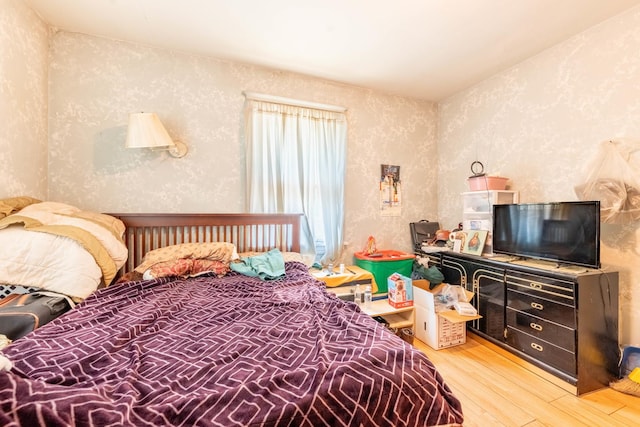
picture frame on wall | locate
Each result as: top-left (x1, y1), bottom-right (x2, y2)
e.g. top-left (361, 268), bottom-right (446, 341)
top-left (462, 230), bottom-right (488, 256)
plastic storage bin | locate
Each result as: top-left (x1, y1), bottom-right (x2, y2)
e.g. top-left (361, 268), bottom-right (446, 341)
top-left (354, 250), bottom-right (415, 294)
top-left (467, 176), bottom-right (509, 191)
top-left (461, 190), bottom-right (519, 255)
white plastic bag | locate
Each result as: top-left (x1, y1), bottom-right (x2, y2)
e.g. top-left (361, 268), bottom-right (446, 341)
top-left (433, 284), bottom-right (467, 312)
top-left (575, 140), bottom-right (640, 224)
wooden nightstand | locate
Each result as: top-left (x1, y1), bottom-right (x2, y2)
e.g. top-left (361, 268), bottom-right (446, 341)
top-left (360, 299), bottom-right (414, 329)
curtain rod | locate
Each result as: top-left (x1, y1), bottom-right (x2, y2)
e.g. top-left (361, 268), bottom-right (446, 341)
top-left (243, 91), bottom-right (347, 113)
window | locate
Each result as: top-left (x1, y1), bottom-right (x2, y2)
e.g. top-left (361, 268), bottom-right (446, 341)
top-left (243, 95), bottom-right (347, 265)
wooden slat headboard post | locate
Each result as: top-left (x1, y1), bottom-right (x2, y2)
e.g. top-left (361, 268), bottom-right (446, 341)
top-left (108, 213), bottom-right (303, 273)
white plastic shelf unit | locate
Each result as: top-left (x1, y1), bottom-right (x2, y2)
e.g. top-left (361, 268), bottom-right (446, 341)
top-left (462, 190), bottom-right (519, 255)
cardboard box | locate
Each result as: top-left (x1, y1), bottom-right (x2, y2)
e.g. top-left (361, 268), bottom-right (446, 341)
top-left (387, 273), bottom-right (413, 308)
top-left (413, 279), bottom-right (482, 350)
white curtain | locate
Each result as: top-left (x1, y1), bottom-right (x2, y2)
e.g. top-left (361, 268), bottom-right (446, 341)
top-left (244, 99), bottom-right (347, 265)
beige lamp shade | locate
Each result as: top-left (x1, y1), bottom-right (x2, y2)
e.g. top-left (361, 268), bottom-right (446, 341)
top-left (125, 112), bottom-right (187, 157)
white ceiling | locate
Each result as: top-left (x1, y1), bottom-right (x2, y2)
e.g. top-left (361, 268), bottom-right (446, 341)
top-left (24, 0), bottom-right (640, 101)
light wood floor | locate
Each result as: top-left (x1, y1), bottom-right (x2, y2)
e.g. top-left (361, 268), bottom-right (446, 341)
top-left (414, 334), bottom-right (640, 426)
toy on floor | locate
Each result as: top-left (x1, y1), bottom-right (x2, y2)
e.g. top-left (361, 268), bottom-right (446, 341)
top-left (610, 346), bottom-right (640, 396)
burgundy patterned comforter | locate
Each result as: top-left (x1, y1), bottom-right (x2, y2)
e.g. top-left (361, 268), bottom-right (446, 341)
top-left (0, 262), bottom-right (463, 426)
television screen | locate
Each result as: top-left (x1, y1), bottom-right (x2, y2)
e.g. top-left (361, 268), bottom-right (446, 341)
top-left (492, 201), bottom-right (600, 269)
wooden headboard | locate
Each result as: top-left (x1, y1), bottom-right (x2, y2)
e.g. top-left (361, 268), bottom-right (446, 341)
top-left (109, 213), bottom-right (303, 273)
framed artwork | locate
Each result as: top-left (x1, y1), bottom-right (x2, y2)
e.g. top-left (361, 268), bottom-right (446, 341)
top-left (379, 164), bottom-right (402, 216)
top-left (449, 231), bottom-right (466, 253)
top-left (462, 230), bottom-right (488, 256)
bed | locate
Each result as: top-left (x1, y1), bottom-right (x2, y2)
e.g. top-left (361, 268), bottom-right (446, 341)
top-left (0, 198), bottom-right (128, 341)
top-left (0, 213), bottom-right (463, 427)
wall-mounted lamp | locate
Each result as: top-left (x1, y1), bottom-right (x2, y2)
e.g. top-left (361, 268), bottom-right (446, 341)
top-left (125, 112), bottom-right (188, 158)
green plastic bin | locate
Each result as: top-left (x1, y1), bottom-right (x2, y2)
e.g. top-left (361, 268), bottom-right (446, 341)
top-left (353, 250), bottom-right (415, 294)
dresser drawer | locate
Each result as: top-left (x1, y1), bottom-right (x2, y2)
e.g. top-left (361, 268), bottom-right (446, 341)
top-left (506, 327), bottom-right (576, 375)
top-left (506, 306), bottom-right (575, 352)
top-left (506, 272), bottom-right (574, 306)
top-left (507, 288), bottom-right (575, 328)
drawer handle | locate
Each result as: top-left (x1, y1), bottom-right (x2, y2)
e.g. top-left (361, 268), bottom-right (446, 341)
top-left (530, 302), bottom-right (544, 311)
top-left (530, 322), bottom-right (543, 331)
top-left (530, 282), bottom-right (543, 290)
top-left (530, 342), bottom-right (544, 352)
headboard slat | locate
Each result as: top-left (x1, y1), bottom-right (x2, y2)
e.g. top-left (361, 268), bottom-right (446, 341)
top-left (109, 213), bottom-right (303, 273)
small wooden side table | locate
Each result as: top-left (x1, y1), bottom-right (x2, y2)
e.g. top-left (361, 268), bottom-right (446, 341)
top-left (360, 299), bottom-right (414, 329)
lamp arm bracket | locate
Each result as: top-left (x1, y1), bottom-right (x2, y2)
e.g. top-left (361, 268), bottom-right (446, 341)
top-left (168, 140), bottom-right (188, 158)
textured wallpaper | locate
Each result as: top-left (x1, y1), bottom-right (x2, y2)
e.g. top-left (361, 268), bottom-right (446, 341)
top-left (11, 0), bottom-right (640, 345)
top-left (0, 0), bottom-right (48, 199)
top-left (438, 6), bottom-right (640, 345)
top-left (46, 32), bottom-right (438, 265)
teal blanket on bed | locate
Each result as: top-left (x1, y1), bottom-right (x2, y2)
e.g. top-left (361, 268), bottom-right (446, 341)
top-left (230, 248), bottom-right (285, 280)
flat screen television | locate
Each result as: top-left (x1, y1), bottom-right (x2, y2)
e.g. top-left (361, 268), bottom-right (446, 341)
top-left (492, 201), bottom-right (600, 269)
